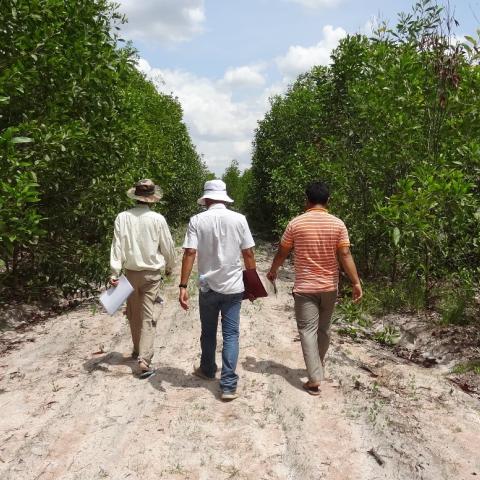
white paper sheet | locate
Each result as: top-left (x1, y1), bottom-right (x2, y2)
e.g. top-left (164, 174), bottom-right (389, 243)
top-left (99, 275), bottom-right (134, 315)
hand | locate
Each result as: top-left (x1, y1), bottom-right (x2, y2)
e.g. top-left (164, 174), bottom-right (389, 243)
top-left (352, 283), bottom-right (363, 303)
top-left (179, 288), bottom-right (189, 311)
top-left (266, 270), bottom-right (277, 283)
top-left (109, 276), bottom-right (119, 287)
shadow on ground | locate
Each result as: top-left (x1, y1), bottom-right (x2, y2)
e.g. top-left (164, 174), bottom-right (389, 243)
top-left (242, 355), bottom-right (306, 392)
top-left (83, 351), bottom-right (137, 375)
top-left (147, 365), bottom-right (222, 400)
top-left (83, 352), bottom-right (223, 400)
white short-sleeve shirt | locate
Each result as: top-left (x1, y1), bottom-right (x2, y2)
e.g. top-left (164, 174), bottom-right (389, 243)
top-left (183, 203), bottom-right (255, 294)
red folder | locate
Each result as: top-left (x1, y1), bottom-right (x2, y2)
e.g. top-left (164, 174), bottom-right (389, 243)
top-left (243, 269), bottom-right (268, 301)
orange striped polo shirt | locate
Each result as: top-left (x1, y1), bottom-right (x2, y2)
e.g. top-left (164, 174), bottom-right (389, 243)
top-left (281, 207), bottom-right (350, 293)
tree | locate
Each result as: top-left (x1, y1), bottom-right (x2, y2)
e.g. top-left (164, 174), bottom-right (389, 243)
top-left (247, 0), bottom-right (480, 316)
top-left (0, 0), bottom-right (208, 297)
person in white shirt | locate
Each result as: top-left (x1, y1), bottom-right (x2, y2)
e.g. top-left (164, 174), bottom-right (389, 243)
top-left (110, 179), bottom-right (175, 376)
top-left (179, 179), bottom-right (256, 401)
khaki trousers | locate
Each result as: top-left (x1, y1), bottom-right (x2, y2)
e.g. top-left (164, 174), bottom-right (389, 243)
top-left (125, 269), bottom-right (162, 365)
top-left (294, 291), bottom-right (337, 383)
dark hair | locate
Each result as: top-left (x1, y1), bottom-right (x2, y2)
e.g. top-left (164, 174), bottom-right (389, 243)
top-left (305, 181), bottom-right (329, 205)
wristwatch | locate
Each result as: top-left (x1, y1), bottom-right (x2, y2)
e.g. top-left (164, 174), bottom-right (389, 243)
top-left (178, 283), bottom-right (188, 288)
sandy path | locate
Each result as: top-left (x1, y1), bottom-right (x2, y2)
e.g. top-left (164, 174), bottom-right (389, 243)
top-left (0, 249), bottom-right (479, 480)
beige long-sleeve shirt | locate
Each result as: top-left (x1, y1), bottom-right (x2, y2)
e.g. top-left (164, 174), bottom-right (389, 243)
top-left (110, 205), bottom-right (176, 277)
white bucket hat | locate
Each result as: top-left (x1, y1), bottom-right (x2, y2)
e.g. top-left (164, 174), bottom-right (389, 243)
top-left (197, 179), bottom-right (234, 206)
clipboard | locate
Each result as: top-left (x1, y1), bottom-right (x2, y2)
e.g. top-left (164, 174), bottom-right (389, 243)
top-left (242, 269), bottom-right (268, 301)
top-left (99, 275), bottom-right (134, 315)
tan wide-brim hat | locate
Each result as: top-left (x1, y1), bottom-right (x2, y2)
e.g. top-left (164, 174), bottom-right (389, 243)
top-left (127, 179), bottom-right (163, 203)
top-left (197, 179), bottom-right (234, 206)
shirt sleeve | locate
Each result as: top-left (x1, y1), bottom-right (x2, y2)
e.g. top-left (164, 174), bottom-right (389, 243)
top-left (337, 222), bottom-right (350, 248)
top-left (110, 215), bottom-right (123, 277)
top-left (280, 221), bottom-right (294, 249)
top-left (158, 217), bottom-right (176, 271)
top-left (240, 217), bottom-right (255, 250)
top-left (182, 217), bottom-right (198, 250)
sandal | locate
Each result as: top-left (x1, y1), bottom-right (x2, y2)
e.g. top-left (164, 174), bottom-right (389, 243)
top-left (138, 359), bottom-right (154, 379)
top-left (303, 382), bottom-right (321, 396)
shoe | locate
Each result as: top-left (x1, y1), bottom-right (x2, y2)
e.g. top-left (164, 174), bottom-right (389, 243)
top-left (193, 365), bottom-right (215, 381)
top-left (221, 390), bottom-right (238, 401)
top-left (303, 382), bottom-right (321, 396)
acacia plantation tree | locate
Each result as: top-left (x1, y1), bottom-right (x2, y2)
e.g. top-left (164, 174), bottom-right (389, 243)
top-left (247, 0), bottom-right (480, 320)
top-left (0, 0), bottom-right (208, 297)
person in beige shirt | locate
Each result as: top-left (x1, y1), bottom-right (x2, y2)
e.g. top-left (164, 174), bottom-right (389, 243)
top-left (110, 179), bottom-right (175, 376)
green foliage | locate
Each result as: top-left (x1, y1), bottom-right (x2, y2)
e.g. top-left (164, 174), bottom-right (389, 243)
top-left (438, 270), bottom-right (478, 325)
top-left (222, 159), bottom-right (242, 209)
top-left (0, 128), bottom-right (44, 270)
top-left (359, 280), bottom-right (426, 315)
top-left (222, 160), bottom-right (252, 212)
top-left (334, 299), bottom-right (372, 340)
top-left (335, 299), bottom-right (372, 328)
top-left (335, 296), bottom-right (401, 346)
top-left (451, 360), bottom-right (480, 375)
top-left (0, 0), bottom-right (208, 297)
top-left (247, 0), bottom-right (480, 312)
top-left (373, 325), bottom-right (401, 346)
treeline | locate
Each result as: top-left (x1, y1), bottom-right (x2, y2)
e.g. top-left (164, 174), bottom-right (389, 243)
top-left (245, 1), bottom-right (480, 321)
top-left (0, 0), bottom-right (208, 297)
top-left (221, 160), bottom-right (251, 212)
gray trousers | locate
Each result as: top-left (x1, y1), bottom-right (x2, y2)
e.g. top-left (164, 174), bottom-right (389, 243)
top-left (294, 291), bottom-right (337, 383)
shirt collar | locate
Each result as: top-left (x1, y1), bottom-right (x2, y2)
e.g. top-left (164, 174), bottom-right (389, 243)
top-left (306, 206), bottom-right (328, 213)
top-left (208, 203), bottom-right (227, 210)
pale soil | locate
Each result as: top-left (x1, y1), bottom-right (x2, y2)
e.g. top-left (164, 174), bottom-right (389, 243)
top-left (0, 250), bottom-right (479, 480)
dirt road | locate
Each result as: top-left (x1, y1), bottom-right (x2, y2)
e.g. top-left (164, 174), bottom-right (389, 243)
top-left (0, 250), bottom-right (479, 479)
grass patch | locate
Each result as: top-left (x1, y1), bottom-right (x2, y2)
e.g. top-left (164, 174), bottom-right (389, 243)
top-left (340, 276), bottom-right (478, 326)
top-left (373, 325), bottom-right (400, 346)
top-left (355, 279), bottom-right (426, 316)
top-left (438, 287), bottom-right (476, 326)
top-left (451, 360), bottom-right (480, 375)
top-left (171, 223), bottom-right (188, 248)
top-left (333, 299), bottom-right (372, 327)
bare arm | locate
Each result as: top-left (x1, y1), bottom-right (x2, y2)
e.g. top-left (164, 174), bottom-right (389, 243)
top-left (242, 247), bottom-right (256, 270)
top-left (266, 244), bottom-right (292, 282)
top-left (337, 246), bottom-right (362, 303)
top-left (178, 248), bottom-right (197, 310)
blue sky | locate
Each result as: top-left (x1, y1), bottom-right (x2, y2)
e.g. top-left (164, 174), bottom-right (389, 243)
top-left (117, 0), bottom-right (480, 174)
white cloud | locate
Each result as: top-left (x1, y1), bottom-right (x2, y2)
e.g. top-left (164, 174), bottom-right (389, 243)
top-left (287, 0), bottom-right (343, 8)
top-left (196, 140), bottom-right (253, 173)
top-left (117, 0), bottom-right (205, 44)
top-left (155, 70), bottom-right (259, 141)
top-left (276, 25), bottom-right (347, 78)
top-left (135, 24), bottom-right (347, 174)
top-left (222, 65), bottom-right (266, 88)
top-left (138, 59), bottom-right (266, 174)
top-left (136, 58), bottom-right (153, 75)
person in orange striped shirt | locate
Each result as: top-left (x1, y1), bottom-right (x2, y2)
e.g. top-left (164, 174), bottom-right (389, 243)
top-left (267, 181), bottom-right (362, 396)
